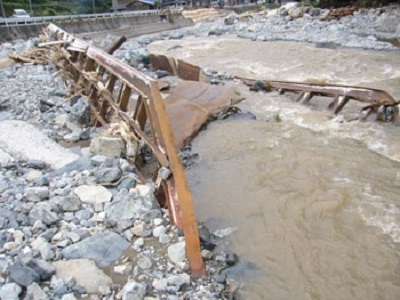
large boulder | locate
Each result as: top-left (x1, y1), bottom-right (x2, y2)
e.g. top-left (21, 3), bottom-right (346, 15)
top-left (62, 231), bottom-right (129, 268)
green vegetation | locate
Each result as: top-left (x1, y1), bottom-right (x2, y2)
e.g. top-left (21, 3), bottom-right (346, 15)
top-left (1, 0), bottom-right (112, 17)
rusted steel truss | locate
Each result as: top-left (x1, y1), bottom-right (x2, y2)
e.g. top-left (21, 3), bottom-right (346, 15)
top-left (149, 54), bottom-right (399, 124)
top-left (40, 23), bottom-right (206, 276)
top-left (239, 78), bottom-right (400, 123)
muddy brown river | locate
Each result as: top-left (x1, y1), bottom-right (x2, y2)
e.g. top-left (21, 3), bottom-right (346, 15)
top-left (148, 37), bottom-right (400, 299)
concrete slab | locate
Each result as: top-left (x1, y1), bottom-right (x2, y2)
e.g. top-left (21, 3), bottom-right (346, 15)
top-left (0, 120), bottom-right (79, 169)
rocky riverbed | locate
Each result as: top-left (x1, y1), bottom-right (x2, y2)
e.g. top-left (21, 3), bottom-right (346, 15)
top-left (0, 2), bottom-right (400, 300)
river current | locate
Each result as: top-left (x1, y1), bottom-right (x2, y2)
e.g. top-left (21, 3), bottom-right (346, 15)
top-left (148, 37), bottom-right (400, 300)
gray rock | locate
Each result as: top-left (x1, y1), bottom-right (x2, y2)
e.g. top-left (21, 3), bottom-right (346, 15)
top-left (7, 261), bottom-right (40, 287)
top-left (75, 209), bottom-right (93, 221)
top-left (66, 232), bottom-right (81, 243)
top-left (61, 293), bottom-right (77, 300)
top-left (0, 179), bottom-right (10, 193)
top-left (31, 237), bottom-right (55, 260)
top-left (71, 228), bottom-right (90, 240)
top-left (117, 219), bottom-right (134, 232)
top-left (54, 286), bottom-right (68, 297)
top-left (53, 259), bottom-right (112, 294)
top-left (118, 177), bottom-right (137, 191)
top-left (25, 187), bottom-right (49, 202)
top-left (62, 231), bottom-right (129, 268)
top-left (159, 234), bottom-right (170, 244)
top-left (61, 195), bottom-right (82, 212)
top-left (26, 282), bottom-right (49, 300)
top-left (104, 189), bottom-right (151, 223)
top-left (46, 157), bottom-right (91, 178)
top-left (95, 167), bottom-right (122, 183)
top-left (39, 228), bottom-right (58, 241)
top-left (169, 32), bottom-right (184, 40)
top-left (79, 129), bottom-right (91, 140)
top-left (71, 285), bottom-right (87, 294)
top-left (167, 274), bottom-right (190, 290)
top-left (153, 225), bottom-right (166, 238)
top-left (90, 136), bottom-right (124, 157)
top-left (132, 224), bottom-right (144, 237)
top-left (137, 255), bottom-right (152, 270)
top-left (152, 278), bottom-right (168, 291)
top-left (120, 279), bottom-right (147, 300)
top-left (141, 209), bottom-right (162, 223)
top-left (0, 283), bottom-right (22, 300)
top-left (29, 206), bottom-right (58, 226)
top-left (26, 259), bottom-right (56, 280)
top-left (288, 7), bottom-right (303, 19)
top-left (69, 97), bottom-right (90, 125)
top-left (128, 48), bottom-right (150, 67)
top-left (26, 160), bottom-right (48, 169)
top-left (0, 209), bottom-right (17, 229)
top-left (309, 7), bottom-right (321, 17)
top-left (74, 185), bottom-right (112, 204)
top-left (224, 15), bottom-right (237, 25)
top-left (167, 241), bottom-right (186, 265)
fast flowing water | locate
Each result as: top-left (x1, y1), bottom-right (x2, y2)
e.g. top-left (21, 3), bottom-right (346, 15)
top-left (148, 37), bottom-right (400, 300)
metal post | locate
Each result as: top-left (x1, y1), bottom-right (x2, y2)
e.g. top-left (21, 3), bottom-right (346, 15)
top-left (29, 0), bottom-right (33, 15)
top-left (92, 0), bottom-right (96, 14)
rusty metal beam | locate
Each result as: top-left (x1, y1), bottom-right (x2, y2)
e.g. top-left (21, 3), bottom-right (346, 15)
top-left (149, 80), bottom-right (206, 276)
top-left (239, 77), bottom-right (399, 122)
top-left (42, 23), bottom-right (206, 277)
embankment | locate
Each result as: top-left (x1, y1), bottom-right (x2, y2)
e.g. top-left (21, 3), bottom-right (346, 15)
top-left (0, 13), bottom-right (194, 41)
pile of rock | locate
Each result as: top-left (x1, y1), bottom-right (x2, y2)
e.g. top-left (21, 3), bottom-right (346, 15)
top-left (134, 2), bottom-right (399, 50)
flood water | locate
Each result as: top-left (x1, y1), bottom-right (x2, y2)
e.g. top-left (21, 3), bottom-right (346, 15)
top-left (148, 38), bottom-right (400, 299)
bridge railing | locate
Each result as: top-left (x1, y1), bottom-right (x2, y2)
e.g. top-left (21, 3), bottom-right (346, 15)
top-left (0, 9), bottom-right (183, 27)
